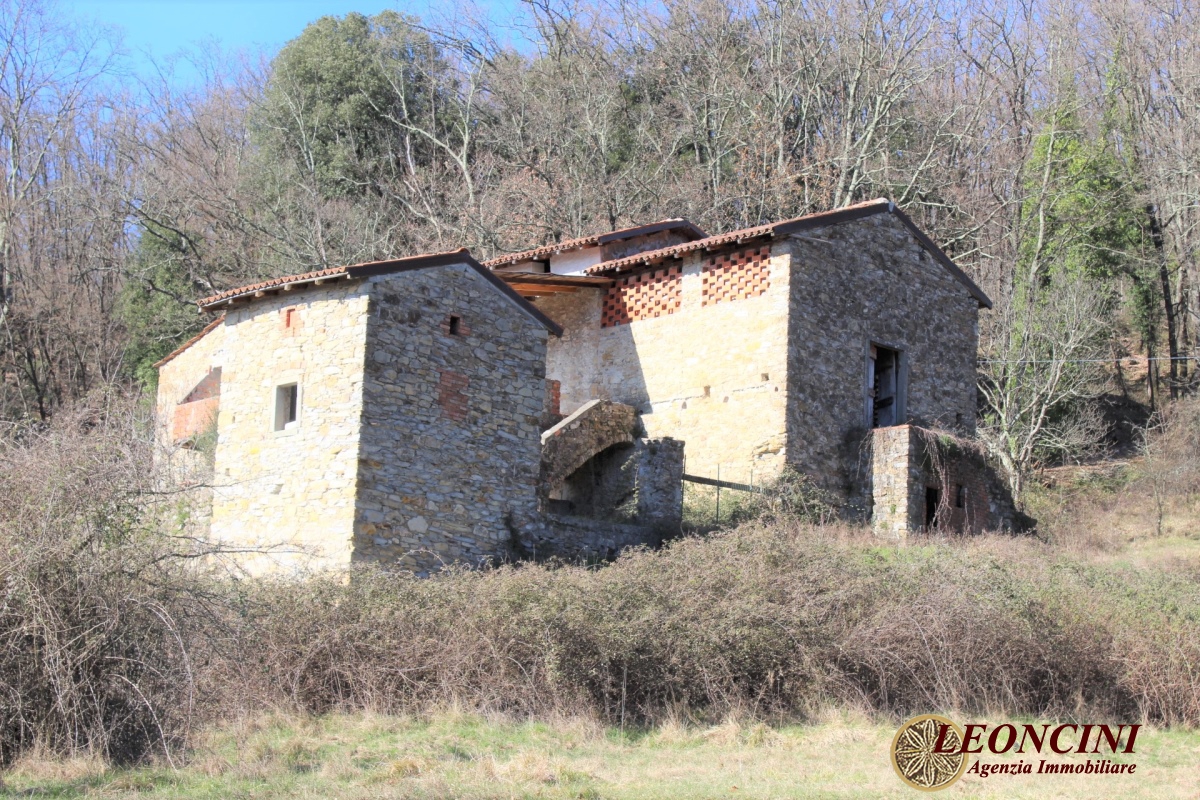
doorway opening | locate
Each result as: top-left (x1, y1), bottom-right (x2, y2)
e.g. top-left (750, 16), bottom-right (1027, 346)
top-left (868, 344), bottom-right (903, 428)
top-left (924, 486), bottom-right (940, 530)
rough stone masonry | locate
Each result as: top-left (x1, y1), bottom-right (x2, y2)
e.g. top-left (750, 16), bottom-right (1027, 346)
top-left (154, 200), bottom-right (1022, 575)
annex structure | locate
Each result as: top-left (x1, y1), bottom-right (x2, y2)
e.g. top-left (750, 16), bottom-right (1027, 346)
top-left (156, 199), bottom-right (1022, 574)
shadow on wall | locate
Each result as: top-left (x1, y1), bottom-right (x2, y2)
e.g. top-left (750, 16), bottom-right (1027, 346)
top-left (535, 288), bottom-right (651, 419)
top-left (548, 441), bottom-right (640, 521)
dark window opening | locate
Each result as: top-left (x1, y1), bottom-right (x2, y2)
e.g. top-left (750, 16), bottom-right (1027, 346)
top-left (274, 383), bottom-right (298, 431)
top-left (868, 344), bottom-right (903, 428)
top-left (924, 486), bottom-right (940, 530)
top-left (955, 484), bottom-right (967, 508)
top-left (449, 315), bottom-right (462, 335)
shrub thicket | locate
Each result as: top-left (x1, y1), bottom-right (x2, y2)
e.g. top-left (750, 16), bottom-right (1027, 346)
top-left (224, 527), bottom-right (1200, 728)
top-left (0, 394), bottom-right (215, 766)
top-left (4, 395), bottom-right (1200, 768)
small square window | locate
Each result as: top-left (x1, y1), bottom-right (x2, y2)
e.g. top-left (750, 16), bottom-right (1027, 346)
top-left (274, 383), bottom-right (299, 431)
top-left (955, 484), bottom-right (967, 508)
top-left (448, 315), bottom-right (462, 335)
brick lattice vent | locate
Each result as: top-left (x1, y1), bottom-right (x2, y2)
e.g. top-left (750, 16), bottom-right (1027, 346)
top-left (601, 265), bottom-right (682, 327)
top-left (701, 245), bottom-right (771, 306)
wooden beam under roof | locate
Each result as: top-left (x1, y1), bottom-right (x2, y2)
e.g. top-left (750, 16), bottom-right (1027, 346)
top-left (495, 272), bottom-right (613, 290)
top-left (506, 283), bottom-right (579, 294)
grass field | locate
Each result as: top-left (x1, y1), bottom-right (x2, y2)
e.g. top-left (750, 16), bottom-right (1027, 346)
top-left (5, 711), bottom-right (1198, 799)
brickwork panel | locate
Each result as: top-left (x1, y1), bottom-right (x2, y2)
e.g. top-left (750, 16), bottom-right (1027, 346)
top-left (601, 265), bottom-right (682, 327)
top-left (702, 245), bottom-right (771, 306)
top-left (172, 396), bottom-right (219, 443)
top-left (438, 370), bottom-right (470, 421)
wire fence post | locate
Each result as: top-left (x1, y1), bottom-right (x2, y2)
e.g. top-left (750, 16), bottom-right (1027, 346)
top-left (715, 463), bottom-right (721, 526)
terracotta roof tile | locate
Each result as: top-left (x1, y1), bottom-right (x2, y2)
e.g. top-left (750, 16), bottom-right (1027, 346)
top-left (588, 221), bottom-right (777, 275)
top-left (581, 199), bottom-right (992, 308)
top-left (194, 248), bottom-right (563, 336)
top-left (197, 267), bottom-right (350, 308)
top-left (483, 219), bottom-right (706, 268)
top-left (585, 200), bottom-right (892, 275)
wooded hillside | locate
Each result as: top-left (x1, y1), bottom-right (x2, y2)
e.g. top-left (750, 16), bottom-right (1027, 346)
top-left (1, 0), bottom-right (1197, 493)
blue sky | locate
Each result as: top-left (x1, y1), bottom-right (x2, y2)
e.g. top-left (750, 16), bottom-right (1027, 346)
top-left (63, 0), bottom-right (529, 85)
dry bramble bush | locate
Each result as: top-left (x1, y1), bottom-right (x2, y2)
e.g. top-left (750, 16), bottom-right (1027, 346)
top-left (0, 392), bottom-right (214, 766)
top-left (4, 394), bottom-right (1200, 769)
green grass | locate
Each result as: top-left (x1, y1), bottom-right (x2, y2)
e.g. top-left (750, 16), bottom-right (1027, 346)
top-left (6, 712), bottom-right (1199, 799)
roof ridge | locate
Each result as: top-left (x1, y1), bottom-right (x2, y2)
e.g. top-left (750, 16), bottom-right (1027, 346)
top-left (484, 219), bottom-right (707, 268)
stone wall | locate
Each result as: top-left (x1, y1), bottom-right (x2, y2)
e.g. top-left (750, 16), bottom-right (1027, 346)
top-left (538, 400), bottom-right (683, 554)
top-left (785, 213), bottom-right (980, 503)
top-left (544, 438), bottom-right (683, 527)
top-left (631, 437), bottom-right (685, 532)
top-left (353, 264), bottom-right (549, 573)
top-left (535, 247), bottom-right (792, 485)
top-left (208, 282), bottom-right (370, 573)
top-left (154, 321), bottom-right (226, 533)
top-left (869, 425), bottom-right (923, 537)
top-left (520, 515), bottom-right (668, 561)
top-left (870, 424), bottom-right (1027, 536)
top-left (540, 400), bottom-right (638, 503)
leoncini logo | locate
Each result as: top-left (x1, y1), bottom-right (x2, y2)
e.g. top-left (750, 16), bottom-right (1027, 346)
top-left (890, 714), bottom-right (1140, 791)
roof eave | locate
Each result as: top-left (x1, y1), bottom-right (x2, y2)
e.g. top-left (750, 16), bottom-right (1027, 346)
top-left (198, 272), bottom-right (355, 310)
top-left (198, 249), bottom-right (563, 337)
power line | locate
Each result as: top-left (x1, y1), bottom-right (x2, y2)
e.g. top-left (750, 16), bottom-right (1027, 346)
top-left (980, 356), bottom-right (1196, 365)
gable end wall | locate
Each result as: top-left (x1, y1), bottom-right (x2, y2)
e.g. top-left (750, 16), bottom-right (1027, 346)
top-left (784, 213), bottom-right (980, 505)
top-left (354, 264), bottom-right (548, 572)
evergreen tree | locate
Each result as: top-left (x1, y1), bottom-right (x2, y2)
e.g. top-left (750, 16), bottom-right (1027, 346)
top-left (254, 11), bottom-right (454, 199)
top-left (118, 225), bottom-right (208, 391)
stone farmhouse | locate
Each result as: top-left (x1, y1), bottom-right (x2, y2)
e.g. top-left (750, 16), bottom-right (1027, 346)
top-left (155, 198), bottom-right (1021, 574)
